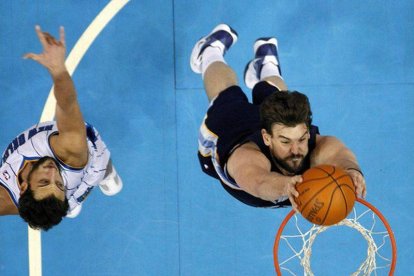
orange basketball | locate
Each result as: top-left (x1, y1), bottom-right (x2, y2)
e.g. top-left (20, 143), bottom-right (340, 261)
top-left (295, 165), bottom-right (356, 226)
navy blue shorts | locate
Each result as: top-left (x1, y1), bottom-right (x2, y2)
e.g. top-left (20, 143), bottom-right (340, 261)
top-left (198, 81), bottom-right (283, 208)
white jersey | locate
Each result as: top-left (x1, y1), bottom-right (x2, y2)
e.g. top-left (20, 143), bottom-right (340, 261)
top-left (0, 121), bottom-right (110, 215)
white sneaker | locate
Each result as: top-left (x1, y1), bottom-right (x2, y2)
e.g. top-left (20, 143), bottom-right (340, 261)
top-left (190, 24), bottom-right (238, 74)
top-left (99, 165), bottom-right (123, 196)
top-left (244, 37), bottom-right (282, 89)
top-left (66, 203), bottom-right (82, 218)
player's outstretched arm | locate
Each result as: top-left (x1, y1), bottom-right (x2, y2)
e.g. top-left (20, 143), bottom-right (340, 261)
top-left (311, 135), bottom-right (367, 198)
top-left (227, 143), bottom-right (302, 208)
top-left (24, 25), bottom-right (87, 167)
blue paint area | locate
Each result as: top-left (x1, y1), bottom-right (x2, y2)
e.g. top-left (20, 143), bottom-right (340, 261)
top-left (1, 1), bottom-right (413, 275)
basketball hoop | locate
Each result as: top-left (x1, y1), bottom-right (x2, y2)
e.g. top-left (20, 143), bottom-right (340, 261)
top-left (273, 198), bottom-right (396, 275)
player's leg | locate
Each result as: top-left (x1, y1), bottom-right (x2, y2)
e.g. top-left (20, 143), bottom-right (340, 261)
top-left (203, 62), bottom-right (237, 102)
top-left (190, 24), bottom-right (238, 101)
top-left (244, 37), bottom-right (287, 105)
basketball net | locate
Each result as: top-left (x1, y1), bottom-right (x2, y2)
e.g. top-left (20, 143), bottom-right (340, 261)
top-left (273, 198), bottom-right (396, 275)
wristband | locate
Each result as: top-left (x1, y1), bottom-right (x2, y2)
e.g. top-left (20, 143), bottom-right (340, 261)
top-left (346, 167), bottom-right (364, 177)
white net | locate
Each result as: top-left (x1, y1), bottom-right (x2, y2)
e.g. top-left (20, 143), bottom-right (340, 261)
top-left (274, 199), bottom-right (396, 276)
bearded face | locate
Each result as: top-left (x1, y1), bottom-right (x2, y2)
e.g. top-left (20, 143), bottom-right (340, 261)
top-left (262, 123), bottom-right (310, 174)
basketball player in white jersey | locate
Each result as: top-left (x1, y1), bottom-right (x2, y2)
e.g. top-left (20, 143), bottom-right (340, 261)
top-left (0, 26), bottom-right (122, 231)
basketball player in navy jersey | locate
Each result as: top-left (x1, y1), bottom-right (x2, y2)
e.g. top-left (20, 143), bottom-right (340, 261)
top-left (190, 24), bottom-right (366, 209)
top-left (0, 26), bottom-right (122, 230)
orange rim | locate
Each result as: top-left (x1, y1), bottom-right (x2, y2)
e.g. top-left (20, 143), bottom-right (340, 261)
top-left (273, 198), bottom-right (397, 275)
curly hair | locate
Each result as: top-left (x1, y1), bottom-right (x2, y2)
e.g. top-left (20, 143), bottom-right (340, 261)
top-left (260, 90), bottom-right (312, 133)
top-left (18, 187), bottom-right (69, 231)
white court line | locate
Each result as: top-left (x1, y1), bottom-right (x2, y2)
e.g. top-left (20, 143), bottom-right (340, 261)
top-left (29, 1), bottom-right (130, 276)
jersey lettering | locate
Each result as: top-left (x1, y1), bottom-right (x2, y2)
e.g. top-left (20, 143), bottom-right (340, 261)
top-left (1, 124), bottom-right (53, 163)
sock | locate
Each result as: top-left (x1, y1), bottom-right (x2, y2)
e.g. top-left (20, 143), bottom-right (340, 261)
top-left (260, 57), bottom-right (282, 80)
top-left (201, 46), bottom-right (226, 78)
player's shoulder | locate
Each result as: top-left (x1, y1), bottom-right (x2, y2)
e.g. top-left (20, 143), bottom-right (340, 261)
top-left (0, 185), bottom-right (18, 215)
top-left (315, 135), bottom-right (342, 145)
top-left (314, 135), bottom-right (346, 156)
top-left (236, 141), bottom-right (261, 151)
top-left (231, 141), bottom-right (264, 159)
top-left (229, 142), bottom-right (270, 167)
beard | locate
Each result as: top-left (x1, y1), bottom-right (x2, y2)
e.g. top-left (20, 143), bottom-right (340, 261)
top-left (271, 153), bottom-right (306, 175)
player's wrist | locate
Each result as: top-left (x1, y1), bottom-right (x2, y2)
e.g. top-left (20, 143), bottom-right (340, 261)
top-left (346, 167), bottom-right (364, 177)
top-left (50, 67), bottom-right (69, 81)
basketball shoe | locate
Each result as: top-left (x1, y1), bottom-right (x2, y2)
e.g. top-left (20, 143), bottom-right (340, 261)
top-left (190, 24), bottom-right (238, 74)
top-left (244, 37), bottom-right (282, 89)
top-left (99, 164), bottom-right (123, 196)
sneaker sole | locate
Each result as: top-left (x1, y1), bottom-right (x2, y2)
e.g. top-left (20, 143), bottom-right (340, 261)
top-left (99, 176), bottom-right (123, 196)
top-left (99, 166), bottom-right (123, 196)
top-left (190, 24), bottom-right (238, 73)
top-left (244, 60), bottom-right (259, 89)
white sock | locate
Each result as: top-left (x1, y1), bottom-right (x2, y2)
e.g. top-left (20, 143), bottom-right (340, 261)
top-left (260, 58), bottom-right (281, 80)
top-left (201, 46), bottom-right (226, 78)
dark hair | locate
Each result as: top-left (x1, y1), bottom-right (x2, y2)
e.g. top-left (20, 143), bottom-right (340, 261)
top-left (260, 90), bottom-right (312, 133)
top-left (18, 187), bottom-right (69, 231)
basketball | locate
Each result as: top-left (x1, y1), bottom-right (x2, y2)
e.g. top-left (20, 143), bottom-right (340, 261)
top-left (295, 165), bottom-right (356, 226)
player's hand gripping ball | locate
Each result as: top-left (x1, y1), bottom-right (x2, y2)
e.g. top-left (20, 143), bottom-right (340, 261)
top-left (295, 165), bottom-right (356, 226)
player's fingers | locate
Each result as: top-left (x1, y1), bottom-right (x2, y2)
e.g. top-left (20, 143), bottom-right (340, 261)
top-left (355, 184), bottom-right (362, 197)
top-left (362, 187), bottom-right (367, 198)
top-left (23, 53), bottom-right (40, 61)
top-left (290, 187), bottom-right (299, 198)
top-left (360, 179), bottom-right (367, 198)
top-left (43, 32), bottom-right (59, 45)
top-left (356, 175), bottom-right (366, 198)
top-left (287, 184), bottom-right (297, 198)
top-left (350, 174), bottom-right (360, 194)
top-left (59, 26), bottom-right (66, 47)
top-left (34, 25), bottom-right (48, 48)
top-left (289, 178), bottom-right (300, 197)
top-left (355, 179), bottom-right (366, 198)
top-left (289, 197), bottom-right (299, 213)
top-left (294, 175), bottom-right (303, 183)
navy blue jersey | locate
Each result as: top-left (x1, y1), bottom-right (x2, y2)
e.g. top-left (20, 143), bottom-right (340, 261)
top-left (198, 82), bottom-right (319, 208)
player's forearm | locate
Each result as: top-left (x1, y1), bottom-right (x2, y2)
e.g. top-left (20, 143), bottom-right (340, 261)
top-left (312, 136), bottom-right (362, 172)
top-left (52, 69), bottom-right (78, 109)
top-left (320, 146), bottom-right (360, 171)
top-left (251, 173), bottom-right (291, 202)
top-left (52, 69), bottom-right (85, 136)
top-left (333, 157), bottom-right (361, 172)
